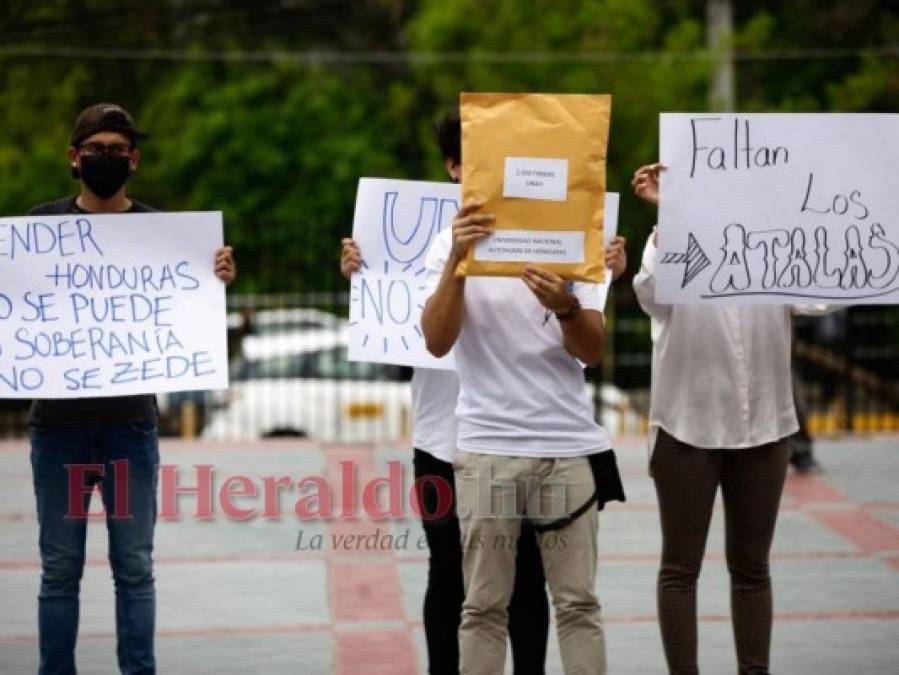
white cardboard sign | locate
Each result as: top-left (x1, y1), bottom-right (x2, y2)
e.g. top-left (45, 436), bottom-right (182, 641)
top-left (348, 178), bottom-right (460, 370)
top-left (348, 178), bottom-right (619, 370)
top-left (658, 113), bottom-right (899, 304)
top-left (0, 211), bottom-right (228, 398)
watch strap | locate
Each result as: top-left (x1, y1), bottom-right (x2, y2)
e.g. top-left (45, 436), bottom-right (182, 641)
top-left (555, 296), bottom-right (581, 321)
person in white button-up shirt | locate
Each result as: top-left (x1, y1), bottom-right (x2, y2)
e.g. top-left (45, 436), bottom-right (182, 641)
top-left (634, 229), bottom-right (826, 453)
top-left (631, 162), bottom-right (830, 675)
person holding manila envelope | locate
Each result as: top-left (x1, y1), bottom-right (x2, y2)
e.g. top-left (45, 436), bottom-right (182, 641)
top-left (422, 93), bottom-right (625, 675)
top-left (341, 108), bottom-right (552, 675)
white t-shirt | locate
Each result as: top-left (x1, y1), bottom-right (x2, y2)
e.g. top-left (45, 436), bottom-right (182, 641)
top-left (424, 228), bottom-right (612, 458)
top-left (410, 367), bottom-right (459, 463)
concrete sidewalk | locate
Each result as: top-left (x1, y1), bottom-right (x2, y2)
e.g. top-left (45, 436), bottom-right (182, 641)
top-left (0, 435), bottom-right (897, 674)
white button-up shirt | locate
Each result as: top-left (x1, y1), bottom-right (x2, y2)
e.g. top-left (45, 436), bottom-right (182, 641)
top-left (633, 233), bottom-right (829, 452)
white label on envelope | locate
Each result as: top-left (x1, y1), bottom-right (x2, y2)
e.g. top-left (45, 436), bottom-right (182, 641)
top-left (503, 157), bottom-right (569, 201)
top-left (474, 230), bottom-right (585, 264)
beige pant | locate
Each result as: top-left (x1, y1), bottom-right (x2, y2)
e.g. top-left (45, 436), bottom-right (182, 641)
top-left (454, 451), bottom-right (605, 675)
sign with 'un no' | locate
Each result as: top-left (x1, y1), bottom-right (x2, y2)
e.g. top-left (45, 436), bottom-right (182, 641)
top-left (347, 178), bottom-right (459, 370)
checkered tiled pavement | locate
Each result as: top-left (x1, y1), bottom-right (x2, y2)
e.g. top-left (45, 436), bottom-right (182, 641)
top-left (1, 435), bottom-right (897, 673)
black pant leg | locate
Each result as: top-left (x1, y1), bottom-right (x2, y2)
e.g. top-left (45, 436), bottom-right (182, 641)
top-left (414, 449), bottom-right (464, 675)
top-left (508, 520), bottom-right (549, 675)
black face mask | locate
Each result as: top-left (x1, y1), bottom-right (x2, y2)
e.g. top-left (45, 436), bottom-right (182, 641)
top-left (76, 155), bottom-right (132, 199)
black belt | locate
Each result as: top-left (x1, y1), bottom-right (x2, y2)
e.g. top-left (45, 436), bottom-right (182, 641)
top-left (530, 449), bottom-right (626, 533)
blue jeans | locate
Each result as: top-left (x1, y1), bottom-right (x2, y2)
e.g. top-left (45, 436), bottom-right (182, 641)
top-left (30, 422), bottom-right (159, 675)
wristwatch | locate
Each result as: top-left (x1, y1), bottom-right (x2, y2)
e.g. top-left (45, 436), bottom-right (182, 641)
top-left (554, 296), bottom-right (581, 322)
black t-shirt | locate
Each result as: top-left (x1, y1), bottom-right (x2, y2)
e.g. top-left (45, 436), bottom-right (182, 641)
top-left (27, 196), bottom-right (159, 427)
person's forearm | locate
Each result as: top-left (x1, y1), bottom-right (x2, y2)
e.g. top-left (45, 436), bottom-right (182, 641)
top-left (560, 309), bottom-right (605, 366)
top-left (422, 255), bottom-right (466, 357)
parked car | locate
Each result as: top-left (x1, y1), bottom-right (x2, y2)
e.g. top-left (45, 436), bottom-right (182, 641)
top-left (226, 307), bottom-right (346, 334)
top-left (158, 307), bottom-right (348, 435)
top-left (202, 329), bottom-right (411, 442)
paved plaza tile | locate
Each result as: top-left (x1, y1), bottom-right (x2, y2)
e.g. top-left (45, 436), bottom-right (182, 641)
top-left (1, 435), bottom-right (897, 673)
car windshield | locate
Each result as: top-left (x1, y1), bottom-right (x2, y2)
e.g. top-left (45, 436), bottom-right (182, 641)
top-left (232, 346), bottom-right (404, 382)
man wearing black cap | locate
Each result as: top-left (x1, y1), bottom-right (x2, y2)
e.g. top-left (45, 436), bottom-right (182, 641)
top-left (27, 103), bottom-right (235, 675)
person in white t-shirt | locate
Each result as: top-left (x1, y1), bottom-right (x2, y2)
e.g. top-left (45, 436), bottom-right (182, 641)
top-left (341, 261), bottom-right (548, 675)
top-left (421, 152), bottom-right (626, 674)
top-left (341, 109), bottom-right (626, 674)
top-left (631, 162), bottom-right (831, 675)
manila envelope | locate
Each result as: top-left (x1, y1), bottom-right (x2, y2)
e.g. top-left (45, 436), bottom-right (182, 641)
top-left (457, 92), bottom-right (611, 283)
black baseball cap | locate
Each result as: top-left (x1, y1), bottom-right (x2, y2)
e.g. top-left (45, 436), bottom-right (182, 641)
top-left (70, 103), bottom-right (149, 147)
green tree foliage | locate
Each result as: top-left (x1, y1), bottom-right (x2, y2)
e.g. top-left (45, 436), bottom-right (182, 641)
top-left (1, 0), bottom-right (897, 296)
top-left (137, 62), bottom-right (424, 292)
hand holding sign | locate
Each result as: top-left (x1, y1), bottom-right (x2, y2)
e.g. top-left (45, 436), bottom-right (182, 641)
top-left (632, 163), bottom-right (663, 206)
top-left (451, 202), bottom-right (495, 262)
top-left (521, 267), bottom-right (575, 314)
top-left (340, 238), bottom-right (363, 279)
top-left (215, 246), bottom-right (236, 284)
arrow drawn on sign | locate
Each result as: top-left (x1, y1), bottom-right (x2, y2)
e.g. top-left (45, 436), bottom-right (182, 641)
top-left (660, 233), bottom-right (712, 288)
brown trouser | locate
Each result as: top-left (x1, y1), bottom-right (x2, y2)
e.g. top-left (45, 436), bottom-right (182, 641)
top-left (454, 451), bottom-right (605, 675)
top-left (651, 428), bottom-right (791, 675)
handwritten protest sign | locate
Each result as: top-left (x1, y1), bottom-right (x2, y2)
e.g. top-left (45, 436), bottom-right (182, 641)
top-left (0, 211), bottom-right (228, 398)
top-left (347, 178), bottom-right (620, 369)
top-left (348, 178), bottom-right (459, 370)
top-left (658, 113), bottom-right (899, 304)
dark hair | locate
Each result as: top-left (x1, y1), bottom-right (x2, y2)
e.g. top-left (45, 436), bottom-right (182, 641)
top-left (434, 107), bottom-right (461, 164)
